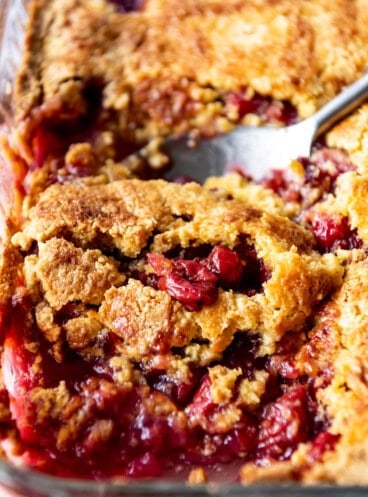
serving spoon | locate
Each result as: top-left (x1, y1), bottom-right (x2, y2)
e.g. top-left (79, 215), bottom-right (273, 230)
top-left (159, 72), bottom-right (368, 182)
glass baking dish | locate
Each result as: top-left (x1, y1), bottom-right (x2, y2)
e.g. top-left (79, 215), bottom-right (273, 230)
top-left (0, 1), bottom-right (367, 496)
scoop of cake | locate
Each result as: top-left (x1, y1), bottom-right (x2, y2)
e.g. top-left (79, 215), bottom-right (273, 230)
top-left (0, 177), bottom-right (342, 479)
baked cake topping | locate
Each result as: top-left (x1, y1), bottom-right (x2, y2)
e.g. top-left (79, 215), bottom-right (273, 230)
top-left (0, 177), bottom-right (343, 479)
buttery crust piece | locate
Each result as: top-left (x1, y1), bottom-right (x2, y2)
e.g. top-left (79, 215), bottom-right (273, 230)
top-left (326, 103), bottom-right (368, 173)
top-left (14, 0), bottom-right (368, 144)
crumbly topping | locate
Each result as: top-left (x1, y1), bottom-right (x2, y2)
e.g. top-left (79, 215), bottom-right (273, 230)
top-left (100, 280), bottom-right (199, 360)
top-left (204, 173), bottom-right (291, 217)
top-left (237, 370), bottom-right (269, 409)
top-left (15, 0), bottom-right (368, 140)
top-left (208, 365), bottom-right (241, 404)
top-left (326, 104), bottom-right (368, 174)
top-left (11, 179), bottom-right (343, 365)
top-left (23, 238), bottom-right (124, 309)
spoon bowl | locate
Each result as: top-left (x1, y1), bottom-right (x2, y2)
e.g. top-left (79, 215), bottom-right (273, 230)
top-left (160, 72), bottom-right (368, 182)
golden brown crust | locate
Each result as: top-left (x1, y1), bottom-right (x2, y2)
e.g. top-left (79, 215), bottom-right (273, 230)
top-left (11, 178), bottom-right (342, 366)
top-left (23, 238), bottom-right (125, 309)
top-left (14, 0), bottom-right (368, 140)
top-left (300, 260), bottom-right (368, 484)
top-left (326, 104), bottom-right (368, 173)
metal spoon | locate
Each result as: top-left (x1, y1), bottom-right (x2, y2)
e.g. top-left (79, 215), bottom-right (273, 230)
top-left (160, 72), bottom-right (368, 182)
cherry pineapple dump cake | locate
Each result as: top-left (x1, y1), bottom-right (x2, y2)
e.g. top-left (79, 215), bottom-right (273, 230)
top-left (1, 0), bottom-right (368, 487)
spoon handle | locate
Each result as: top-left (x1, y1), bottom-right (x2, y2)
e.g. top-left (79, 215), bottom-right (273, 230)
top-left (312, 71), bottom-right (368, 138)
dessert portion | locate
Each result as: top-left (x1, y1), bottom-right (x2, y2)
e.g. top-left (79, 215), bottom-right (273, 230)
top-left (1, 178), bottom-right (343, 479)
top-left (1, 0), bottom-right (368, 487)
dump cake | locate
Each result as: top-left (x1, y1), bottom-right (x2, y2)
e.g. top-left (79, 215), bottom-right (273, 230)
top-left (1, 0), bottom-right (368, 486)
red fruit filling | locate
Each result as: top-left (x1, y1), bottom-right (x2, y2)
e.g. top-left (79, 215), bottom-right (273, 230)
top-left (187, 416), bottom-right (259, 465)
top-left (147, 253), bottom-right (219, 311)
top-left (2, 306), bottom-right (190, 479)
top-left (257, 386), bottom-right (311, 461)
top-left (262, 147), bottom-right (355, 207)
top-left (225, 90), bottom-right (297, 126)
top-left (308, 431), bottom-right (340, 462)
top-left (145, 368), bottom-right (205, 406)
top-left (221, 333), bottom-right (263, 379)
top-left (309, 213), bottom-right (362, 253)
top-left (147, 242), bottom-right (269, 310)
top-left (185, 374), bottom-right (258, 464)
top-left (0, 298), bottom-right (339, 480)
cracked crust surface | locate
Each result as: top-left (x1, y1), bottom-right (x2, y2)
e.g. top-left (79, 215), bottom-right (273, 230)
top-left (14, 0), bottom-right (368, 139)
top-left (11, 179), bottom-right (342, 363)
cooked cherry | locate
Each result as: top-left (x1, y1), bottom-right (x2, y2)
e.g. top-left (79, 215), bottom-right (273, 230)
top-left (308, 431), bottom-right (340, 462)
top-left (206, 245), bottom-right (243, 287)
top-left (187, 415), bottom-right (258, 465)
top-left (186, 375), bottom-right (215, 429)
top-left (221, 332), bottom-right (261, 377)
top-left (146, 369), bottom-right (204, 405)
top-left (310, 213), bottom-right (362, 253)
top-left (225, 90), bottom-right (297, 125)
top-left (262, 148), bottom-right (355, 207)
top-left (147, 252), bottom-right (218, 311)
top-left (234, 238), bottom-right (270, 294)
top-left (147, 242), bottom-right (268, 309)
top-left (257, 386), bottom-right (310, 461)
top-left (157, 260), bottom-right (218, 311)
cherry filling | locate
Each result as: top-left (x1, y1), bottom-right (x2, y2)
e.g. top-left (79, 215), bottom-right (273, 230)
top-left (185, 375), bottom-right (258, 464)
top-left (257, 386), bottom-right (310, 461)
top-left (147, 242), bottom-right (269, 311)
top-left (29, 81), bottom-right (103, 170)
top-left (1, 296), bottom-right (339, 480)
top-left (2, 305), bottom-right (190, 479)
top-left (145, 368), bottom-right (205, 406)
top-left (308, 431), bottom-right (340, 462)
top-left (261, 147), bottom-right (355, 207)
top-left (225, 89), bottom-right (298, 126)
top-left (308, 213), bottom-right (362, 253)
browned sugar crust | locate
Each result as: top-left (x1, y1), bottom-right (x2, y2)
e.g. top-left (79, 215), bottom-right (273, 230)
top-left (10, 179), bottom-right (342, 365)
top-left (14, 0), bottom-right (368, 142)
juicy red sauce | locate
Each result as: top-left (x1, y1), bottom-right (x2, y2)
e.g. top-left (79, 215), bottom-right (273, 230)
top-left (145, 368), bottom-right (205, 406)
top-left (1, 299), bottom-right (338, 480)
top-left (256, 386), bottom-right (310, 461)
top-left (308, 431), bottom-right (340, 462)
top-left (221, 333), bottom-right (261, 375)
top-left (109, 0), bottom-right (144, 11)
